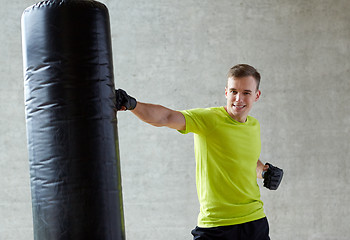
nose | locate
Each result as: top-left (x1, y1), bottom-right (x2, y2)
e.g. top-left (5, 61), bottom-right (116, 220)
top-left (235, 93), bottom-right (243, 102)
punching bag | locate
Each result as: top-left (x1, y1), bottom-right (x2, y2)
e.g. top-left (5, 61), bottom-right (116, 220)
top-left (21, 1), bottom-right (125, 239)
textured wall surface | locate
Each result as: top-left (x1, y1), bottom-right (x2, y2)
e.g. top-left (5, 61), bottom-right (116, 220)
top-left (1, 0), bottom-right (349, 239)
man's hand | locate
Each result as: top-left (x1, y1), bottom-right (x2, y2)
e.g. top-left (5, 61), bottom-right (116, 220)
top-left (262, 163), bottom-right (284, 190)
top-left (115, 89), bottom-right (137, 111)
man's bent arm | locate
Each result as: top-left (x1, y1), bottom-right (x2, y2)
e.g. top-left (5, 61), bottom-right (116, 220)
top-left (131, 102), bottom-right (186, 131)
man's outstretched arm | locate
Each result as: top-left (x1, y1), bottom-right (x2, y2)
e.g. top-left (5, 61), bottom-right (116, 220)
top-left (131, 102), bottom-right (186, 130)
top-left (116, 89), bottom-right (185, 131)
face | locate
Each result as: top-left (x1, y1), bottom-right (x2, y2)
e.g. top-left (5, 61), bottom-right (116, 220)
top-left (225, 76), bottom-right (261, 123)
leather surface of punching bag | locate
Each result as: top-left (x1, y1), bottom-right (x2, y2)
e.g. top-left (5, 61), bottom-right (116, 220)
top-left (21, 1), bottom-right (125, 239)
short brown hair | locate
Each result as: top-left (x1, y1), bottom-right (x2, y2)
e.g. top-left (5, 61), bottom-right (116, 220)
top-left (227, 64), bottom-right (261, 90)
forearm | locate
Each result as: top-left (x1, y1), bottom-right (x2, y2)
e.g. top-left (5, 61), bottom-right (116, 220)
top-left (256, 159), bottom-right (265, 179)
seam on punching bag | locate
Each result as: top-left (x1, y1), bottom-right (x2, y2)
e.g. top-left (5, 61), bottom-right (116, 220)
top-left (23, 0), bottom-right (108, 14)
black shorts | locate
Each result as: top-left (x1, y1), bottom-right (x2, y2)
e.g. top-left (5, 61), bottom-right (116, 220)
top-left (191, 217), bottom-right (270, 240)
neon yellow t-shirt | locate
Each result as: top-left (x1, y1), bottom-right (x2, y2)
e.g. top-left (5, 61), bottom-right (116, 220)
top-left (179, 107), bottom-right (265, 227)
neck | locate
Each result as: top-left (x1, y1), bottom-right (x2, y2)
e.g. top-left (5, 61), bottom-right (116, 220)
top-left (224, 106), bottom-right (247, 123)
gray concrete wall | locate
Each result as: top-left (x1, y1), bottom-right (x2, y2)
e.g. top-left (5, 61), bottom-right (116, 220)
top-left (1, 0), bottom-right (349, 239)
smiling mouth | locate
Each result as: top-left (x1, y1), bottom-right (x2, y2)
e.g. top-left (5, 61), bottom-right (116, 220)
top-left (233, 104), bottom-right (246, 109)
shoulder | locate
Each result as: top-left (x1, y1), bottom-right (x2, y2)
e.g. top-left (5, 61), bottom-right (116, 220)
top-left (246, 115), bottom-right (260, 127)
top-left (178, 107), bottom-right (224, 134)
top-left (247, 115), bottom-right (259, 122)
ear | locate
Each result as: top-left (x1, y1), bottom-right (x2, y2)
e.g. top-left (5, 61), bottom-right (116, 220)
top-left (225, 87), bottom-right (228, 98)
top-left (255, 90), bottom-right (261, 102)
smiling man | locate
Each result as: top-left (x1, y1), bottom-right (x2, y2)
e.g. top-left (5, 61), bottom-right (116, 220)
top-left (116, 64), bottom-right (283, 240)
top-left (225, 69), bottom-right (261, 123)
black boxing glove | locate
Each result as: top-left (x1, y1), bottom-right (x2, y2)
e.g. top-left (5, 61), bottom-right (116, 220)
top-left (115, 89), bottom-right (137, 110)
top-left (262, 163), bottom-right (284, 190)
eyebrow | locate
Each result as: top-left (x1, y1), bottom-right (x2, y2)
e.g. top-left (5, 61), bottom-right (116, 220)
top-left (229, 88), bottom-right (252, 92)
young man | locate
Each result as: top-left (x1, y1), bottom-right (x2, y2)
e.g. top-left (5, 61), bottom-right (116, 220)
top-left (116, 64), bottom-right (283, 240)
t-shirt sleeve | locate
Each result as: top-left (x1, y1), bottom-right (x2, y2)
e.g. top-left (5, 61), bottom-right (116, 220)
top-left (178, 108), bottom-right (216, 135)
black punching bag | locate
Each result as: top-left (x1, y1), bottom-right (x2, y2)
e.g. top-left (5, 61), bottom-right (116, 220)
top-left (21, 1), bottom-right (125, 239)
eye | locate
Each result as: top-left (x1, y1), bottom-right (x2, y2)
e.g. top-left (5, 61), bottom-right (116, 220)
top-left (244, 92), bottom-right (251, 95)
